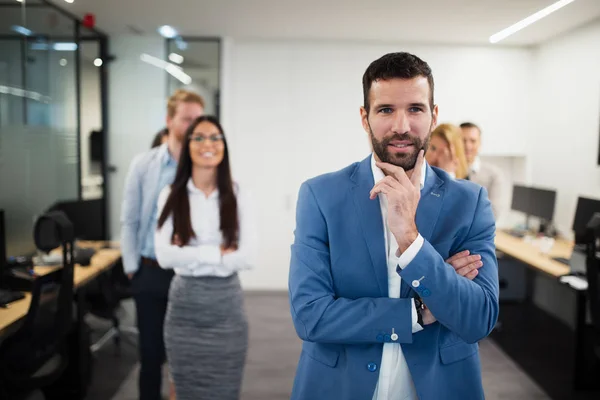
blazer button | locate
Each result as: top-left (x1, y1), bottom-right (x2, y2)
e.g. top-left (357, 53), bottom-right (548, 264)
top-left (384, 334), bottom-right (391, 342)
top-left (367, 362), bottom-right (378, 372)
top-left (421, 289), bottom-right (431, 297)
top-left (376, 334), bottom-right (384, 342)
top-left (412, 280), bottom-right (420, 288)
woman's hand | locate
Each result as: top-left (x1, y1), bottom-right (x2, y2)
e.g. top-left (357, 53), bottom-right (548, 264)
top-left (221, 245), bottom-right (238, 255)
top-left (172, 234), bottom-right (183, 246)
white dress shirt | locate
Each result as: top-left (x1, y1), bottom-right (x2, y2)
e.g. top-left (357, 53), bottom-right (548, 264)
top-left (371, 154), bottom-right (426, 400)
top-left (154, 179), bottom-right (257, 277)
top-left (469, 156), bottom-right (481, 175)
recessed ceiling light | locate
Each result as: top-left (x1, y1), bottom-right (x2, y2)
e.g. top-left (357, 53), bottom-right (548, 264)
top-left (94, 58), bottom-right (103, 67)
top-left (158, 25), bottom-right (178, 39)
top-left (59, 58), bottom-right (68, 66)
top-left (165, 64), bottom-right (192, 85)
top-left (168, 53), bottom-right (184, 64)
top-left (11, 25), bottom-right (33, 36)
top-left (490, 0), bottom-right (577, 44)
top-left (175, 38), bottom-right (188, 51)
top-left (64, 0), bottom-right (74, 3)
top-left (140, 53), bottom-right (192, 85)
top-left (53, 42), bottom-right (78, 51)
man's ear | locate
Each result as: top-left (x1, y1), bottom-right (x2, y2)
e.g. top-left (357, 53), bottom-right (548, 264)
top-left (431, 104), bottom-right (439, 131)
top-left (360, 106), bottom-right (370, 134)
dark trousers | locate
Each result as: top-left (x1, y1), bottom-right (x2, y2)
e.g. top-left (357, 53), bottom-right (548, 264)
top-left (131, 261), bottom-right (174, 400)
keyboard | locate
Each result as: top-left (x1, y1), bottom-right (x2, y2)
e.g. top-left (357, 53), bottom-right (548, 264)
top-left (74, 247), bottom-right (97, 266)
top-left (0, 288), bottom-right (25, 307)
top-left (507, 230), bottom-right (526, 238)
top-left (552, 257), bottom-right (570, 265)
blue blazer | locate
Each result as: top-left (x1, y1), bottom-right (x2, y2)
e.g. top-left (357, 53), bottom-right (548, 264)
top-left (289, 156), bottom-right (499, 400)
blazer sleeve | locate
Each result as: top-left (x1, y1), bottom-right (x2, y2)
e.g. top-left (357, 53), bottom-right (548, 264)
top-left (399, 187), bottom-right (499, 344)
top-left (289, 181), bottom-right (415, 345)
top-left (120, 154), bottom-right (144, 274)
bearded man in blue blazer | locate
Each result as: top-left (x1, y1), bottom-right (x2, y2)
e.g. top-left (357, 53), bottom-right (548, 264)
top-left (289, 52), bottom-right (499, 400)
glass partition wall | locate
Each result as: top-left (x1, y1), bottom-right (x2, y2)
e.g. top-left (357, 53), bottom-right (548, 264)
top-left (166, 38), bottom-right (221, 118)
top-left (0, 0), bottom-right (109, 257)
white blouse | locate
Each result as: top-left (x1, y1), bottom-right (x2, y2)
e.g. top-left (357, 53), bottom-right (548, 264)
top-left (154, 179), bottom-right (257, 277)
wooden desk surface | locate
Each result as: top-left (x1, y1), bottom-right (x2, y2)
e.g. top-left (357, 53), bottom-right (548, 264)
top-left (495, 231), bottom-right (572, 278)
top-left (0, 293), bottom-right (32, 337)
top-left (0, 242), bottom-right (121, 336)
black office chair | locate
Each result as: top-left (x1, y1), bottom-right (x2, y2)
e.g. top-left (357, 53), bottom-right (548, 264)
top-left (493, 250), bottom-right (508, 332)
top-left (0, 211), bottom-right (76, 400)
top-left (85, 258), bottom-right (138, 354)
top-left (584, 213), bottom-right (600, 360)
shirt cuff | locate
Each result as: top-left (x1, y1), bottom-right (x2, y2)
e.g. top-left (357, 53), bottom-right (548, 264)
top-left (411, 298), bottom-right (424, 333)
top-left (396, 233), bottom-right (424, 270)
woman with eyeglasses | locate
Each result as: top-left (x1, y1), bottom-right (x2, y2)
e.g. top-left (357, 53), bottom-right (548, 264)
top-left (154, 115), bottom-right (256, 400)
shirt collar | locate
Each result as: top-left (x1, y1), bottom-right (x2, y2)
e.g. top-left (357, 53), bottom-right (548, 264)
top-left (470, 156), bottom-right (481, 173)
top-left (186, 178), bottom-right (219, 198)
top-left (370, 153), bottom-right (426, 189)
top-left (159, 143), bottom-right (177, 167)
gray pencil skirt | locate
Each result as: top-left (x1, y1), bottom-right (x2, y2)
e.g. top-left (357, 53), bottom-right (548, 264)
top-left (164, 273), bottom-right (248, 400)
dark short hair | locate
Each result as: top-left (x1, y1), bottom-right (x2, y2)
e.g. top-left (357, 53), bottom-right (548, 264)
top-left (362, 52), bottom-right (434, 113)
top-left (459, 122), bottom-right (481, 135)
top-left (150, 128), bottom-right (168, 148)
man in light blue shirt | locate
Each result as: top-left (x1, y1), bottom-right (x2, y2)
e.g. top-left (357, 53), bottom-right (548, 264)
top-left (120, 89), bottom-right (204, 400)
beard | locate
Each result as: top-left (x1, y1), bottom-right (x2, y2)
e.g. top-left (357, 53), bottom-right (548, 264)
top-left (369, 124), bottom-right (430, 171)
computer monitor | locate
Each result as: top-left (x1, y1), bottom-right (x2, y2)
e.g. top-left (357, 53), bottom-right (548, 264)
top-left (510, 185), bottom-right (556, 233)
top-left (511, 185), bottom-right (531, 214)
top-left (0, 209), bottom-right (6, 270)
top-left (47, 199), bottom-right (105, 241)
top-left (0, 208), bottom-right (37, 261)
top-left (572, 196), bottom-right (600, 244)
top-left (528, 187), bottom-right (556, 222)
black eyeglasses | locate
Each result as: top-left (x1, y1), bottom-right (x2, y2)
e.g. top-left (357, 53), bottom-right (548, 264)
top-left (189, 134), bottom-right (224, 143)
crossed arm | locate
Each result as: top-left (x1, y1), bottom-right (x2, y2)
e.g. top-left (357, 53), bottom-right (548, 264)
top-left (289, 181), bottom-right (497, 346)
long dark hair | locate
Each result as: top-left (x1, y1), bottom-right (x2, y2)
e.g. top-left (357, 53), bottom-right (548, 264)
top-left (157, 116), bottom-right (239, 248)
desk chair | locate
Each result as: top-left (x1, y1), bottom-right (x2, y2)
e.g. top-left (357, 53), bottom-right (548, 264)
top-left (0, 211), bottom-right (76, 399)
top-left (494, 251), bottom-right (509, 332)
top-left (86, 259), bottom-right (138, 354)
top-left (585, 214), bottom-right (600, 360)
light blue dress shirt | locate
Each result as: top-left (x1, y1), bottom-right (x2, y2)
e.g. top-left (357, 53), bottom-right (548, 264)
top-left (140, 149), bottom-right (177, 260)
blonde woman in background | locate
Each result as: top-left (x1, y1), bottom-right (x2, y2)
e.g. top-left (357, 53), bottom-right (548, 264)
top-left (426, 123), bottom-right (469, 179)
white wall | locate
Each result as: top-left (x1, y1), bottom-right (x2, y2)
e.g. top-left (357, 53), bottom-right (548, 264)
top-left (225, 39), bottom-right (535, 290)
top-left (108, 36), bottom-right (167, 239)
top-left (529, 21), bottom-right (600, 237)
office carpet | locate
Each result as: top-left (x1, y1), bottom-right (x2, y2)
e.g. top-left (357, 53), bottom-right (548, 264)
top-left (86, 293), bottom-right (550, 400)
top-left (84, 303), bottom-right (140, 400)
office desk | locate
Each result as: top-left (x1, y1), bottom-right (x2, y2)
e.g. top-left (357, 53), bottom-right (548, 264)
top-left (0, 243), bottom-right (121, 337)
top-left (494, 231), bottom-right (597, 392)
top-left (495, 231), bottom-right (572, 277)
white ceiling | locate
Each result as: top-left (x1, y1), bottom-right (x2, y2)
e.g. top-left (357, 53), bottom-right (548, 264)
top-left (58, 0), bottom-right (600, 46)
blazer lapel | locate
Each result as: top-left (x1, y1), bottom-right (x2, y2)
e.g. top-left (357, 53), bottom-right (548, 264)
top-left (351, 158), bottom-right (446, 299)
top-left (351, 157), bottom-right (388, 296)
top-left (415, 164), bottom-right (445, 242)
